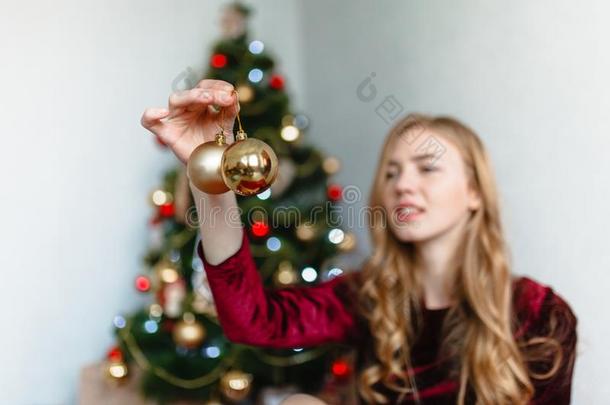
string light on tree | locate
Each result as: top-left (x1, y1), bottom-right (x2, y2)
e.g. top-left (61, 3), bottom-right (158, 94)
top-left (280, 124), bottom-right (300, 142)
top-left (301, 266), bottom-right (318, 283)
top-left (106, 360), bottom-right (129, 382)
top-left (220, 370), bottom-right (253, 401)
top-left (266, 237), bottom-right (282, 252)
top-left (248, 68), bottom-right (263, 83)
top-left (248, 40), bottom-right (264, 54)
top-left (293, 114), bottom-right (310, 130)
top-left (327, 228), bottom-right (345, 245)
top-left (149, 189), bottom-right (173, 207)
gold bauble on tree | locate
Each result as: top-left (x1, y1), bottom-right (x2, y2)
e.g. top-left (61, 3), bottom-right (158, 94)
top-left (221, 129), bottom-right (278, 196)
top-left (172, 312), bottom-right (207, 348)
top-left (220, 369), bottom-right (253, 401)
top-left (187, 131), bottom-right (230, 194)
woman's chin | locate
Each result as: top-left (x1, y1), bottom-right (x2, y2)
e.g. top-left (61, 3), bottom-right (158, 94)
top-left (391, 224), bottom-right (427, 243)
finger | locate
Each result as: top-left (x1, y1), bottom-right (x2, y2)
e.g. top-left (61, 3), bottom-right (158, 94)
top-left (141, 107), bottom-right (170, 134)
top-left (210, 91), bottom-right (240, 131)
top-left (195, 79), bottom-right (234, 93)
top-left (168, 88), bottom-right (213, 113)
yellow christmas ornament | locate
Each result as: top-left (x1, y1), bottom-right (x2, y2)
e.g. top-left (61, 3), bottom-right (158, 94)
top-left (221, 129), bottom-right (279, 196)
top-left (322, 156), bottom-right (341, 175)
top-left (273, 260), bottom-right (298, 287)
top-left (338, 231), bottom-right (357, 252)
top-left (236, 84), bottom-right (254, 103)
top-left (154, 261), bottom-right (180, 285)
top-left (172, 312), bottom-right (207, 348)
top-left (186, 129), bottom-right (230, 194)
top-left (220, 370), bottom-right (253, 401)
top-left (295, 222), bottom-right (317, 242)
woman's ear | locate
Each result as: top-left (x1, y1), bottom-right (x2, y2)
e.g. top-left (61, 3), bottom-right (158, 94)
top-left (467, 185), bottom-right (482, 211)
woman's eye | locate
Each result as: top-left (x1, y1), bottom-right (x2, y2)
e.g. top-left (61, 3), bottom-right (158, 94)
top-left (420, 165), bottom-right (437, 172)
top-left (385, 172), bottom-right (397, 179)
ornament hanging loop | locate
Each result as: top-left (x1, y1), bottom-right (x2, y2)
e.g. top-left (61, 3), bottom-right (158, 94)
top-left (231, 89), bottom-right (248, 141)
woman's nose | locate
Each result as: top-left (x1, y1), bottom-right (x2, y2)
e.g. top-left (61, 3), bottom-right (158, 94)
top-left (394, 170), bottom-right (419, 195)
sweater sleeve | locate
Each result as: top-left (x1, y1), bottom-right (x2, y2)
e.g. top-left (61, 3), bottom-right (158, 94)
top-left (527, 288), bottom-right (578, 405)
top-left (196, 227), bottom-right (363, 349)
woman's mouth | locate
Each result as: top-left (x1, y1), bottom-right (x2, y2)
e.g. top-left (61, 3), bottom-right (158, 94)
top-left (396, 206), bottom-right (425, 221)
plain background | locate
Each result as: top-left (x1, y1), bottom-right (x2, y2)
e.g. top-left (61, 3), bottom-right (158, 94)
top-left (1, 0), bottom-right (607, 403)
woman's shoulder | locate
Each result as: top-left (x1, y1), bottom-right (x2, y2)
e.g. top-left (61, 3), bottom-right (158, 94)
top-left (511, 275), bottom-right (578, 339)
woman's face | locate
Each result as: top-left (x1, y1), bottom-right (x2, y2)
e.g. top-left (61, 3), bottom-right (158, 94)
top-left (381, 128), bottom-right (481, 243)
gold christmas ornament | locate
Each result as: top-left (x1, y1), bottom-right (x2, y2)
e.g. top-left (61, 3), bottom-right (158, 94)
top-left (338, 231), bottom-right (357, 252)
top-left (273, 261), bottom-right (298, 287)
top-left (187, 89), bottom-right (278, 196)
top-left (187, 131), bottom-right (230, 194)
top-left (322, 156), bottom-right (341, 175)
top-left (295, 222), bottom-right (317, 242)
top-left (154, 261), bottom-right (180, 285)
top-left (236, 84), bottom-right (254, 103)
top-left (220, 370), bottom-right (253, 401)
top-left (172, 313), bottom-right (207, 348)
top-left (221, 128), bottom-right (279, 196)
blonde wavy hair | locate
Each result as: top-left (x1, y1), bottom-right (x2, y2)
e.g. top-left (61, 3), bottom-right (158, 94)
top-left (353, 113), bottom-right (566, 404)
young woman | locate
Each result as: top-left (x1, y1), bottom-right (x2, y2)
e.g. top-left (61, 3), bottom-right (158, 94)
top-left (141, 80), bottom-right (578, 404)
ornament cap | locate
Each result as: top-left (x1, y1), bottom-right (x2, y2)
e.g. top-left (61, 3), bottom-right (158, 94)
top-left (214, 131), bottom-right (227, 145)
top-left (235, 129), bottom-right (248, 141)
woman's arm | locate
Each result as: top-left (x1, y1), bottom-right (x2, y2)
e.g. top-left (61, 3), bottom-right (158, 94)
top-left (192, 185), bottom-right (362, 349)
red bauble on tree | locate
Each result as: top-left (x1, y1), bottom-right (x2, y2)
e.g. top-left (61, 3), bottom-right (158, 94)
top-left (107, 346), bottom-right (124, 363)
top-left (251, 220), bottom-right (270, 237)
top-left (327, 184), bottom-right (343, 202)
top-left (159, 202), bottom-right (175, 218)
top-left (135, 275), bottom-right (151, 292)
top-left (211, 53), bottom-right (228, 68)
top-left (331, 358), bottom-right (352, 380)
top-left (269, 74), bottom-right (284, 90)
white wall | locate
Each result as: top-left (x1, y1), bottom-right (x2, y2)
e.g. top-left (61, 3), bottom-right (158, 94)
top-left (298, 0), bottom-right (609, 403)
top-left (0, 1), bottom-right (304, 403)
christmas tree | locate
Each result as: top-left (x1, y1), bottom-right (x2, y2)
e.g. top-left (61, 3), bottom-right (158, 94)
top-left (103, 3), bottom-right (361, 403)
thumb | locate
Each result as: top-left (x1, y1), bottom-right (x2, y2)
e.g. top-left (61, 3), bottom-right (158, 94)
top-left (224, 91), bottom-right (240, 125)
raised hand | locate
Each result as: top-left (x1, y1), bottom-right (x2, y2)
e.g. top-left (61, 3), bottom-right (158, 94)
top-left (140, 79), bottom-right (240, 164)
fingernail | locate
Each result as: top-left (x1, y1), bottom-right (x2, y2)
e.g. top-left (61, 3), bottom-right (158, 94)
top-left (220, 92), bottom-right (231, 102)
top-left (202, 91), bottom-right (211, 99)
